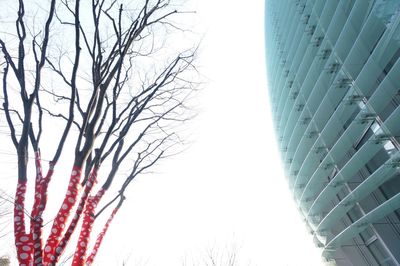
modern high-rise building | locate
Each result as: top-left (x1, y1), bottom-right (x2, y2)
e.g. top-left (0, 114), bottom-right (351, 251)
top-left (265, 0), bottom-right (400, 265)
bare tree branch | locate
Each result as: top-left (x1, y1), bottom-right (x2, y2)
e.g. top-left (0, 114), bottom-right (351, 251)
top-left (0, 0), bottom-right (198, 264)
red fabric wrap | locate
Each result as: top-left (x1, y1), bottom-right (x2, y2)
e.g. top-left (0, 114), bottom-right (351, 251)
top-left (30, 151), bottom-right (55, 265)
top-left (72, 188), bottom-right (105, 266)
top-left (14, 181), bottom-right (32, 266)
top-left (86, 207), bottom-right (120, 265)
top-left (29, 151), bottom-right (43, 265)
top-left (49, 167), bottom-right (98, 265)
top-left (43, 166), bottom-right (82, 264)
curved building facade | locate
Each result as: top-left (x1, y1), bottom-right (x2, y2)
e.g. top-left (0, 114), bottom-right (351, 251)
top-left (265, 0), bottom-right (400, 265)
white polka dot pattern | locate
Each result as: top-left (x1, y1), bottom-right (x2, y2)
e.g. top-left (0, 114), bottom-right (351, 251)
top-left (13, 156), bottom-right (109, 266)
top-left (47, 167), bottom-right (99, 264)
top-left (29, 151), bottom-right (55, 265)
top-left (43, 166), bottom-right (82, 264)
top-left (14, 181), bottom-right (32, 265)
top-left (72, 188), bottom-right (106, 266)
top-left (86, 206), bottom-right (120, 265)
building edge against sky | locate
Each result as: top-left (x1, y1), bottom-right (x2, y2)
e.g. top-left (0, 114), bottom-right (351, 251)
top-left (265, 0), bottom-right (400, 265)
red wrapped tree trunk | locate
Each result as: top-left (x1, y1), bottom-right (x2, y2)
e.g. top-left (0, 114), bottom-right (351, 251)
top-left (29, 151), bottom-right (55, 265)
top-left (14, 181), bottom-right (31, 265)
top-left (72, 188), bottom-right (106, 266)
top-left (49, 167), bottom-right (99, 265)
top-left (86, 206), bottom-right (120, 265)
top-left (43, 166), bottom-right (82, 264)
top-left (29, 151), bottom-right (44, 265)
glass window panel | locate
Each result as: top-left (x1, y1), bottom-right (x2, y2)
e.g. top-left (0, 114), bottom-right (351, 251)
top-left (368, 240), bottom-right (391, 265)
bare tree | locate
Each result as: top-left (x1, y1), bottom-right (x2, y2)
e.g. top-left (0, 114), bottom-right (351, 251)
top-left (0, 0), bottom-right (197, 265)
top-left (202, 247), bottom-right (239, 266)
top-left (182, 244), bottom-right (254, 266)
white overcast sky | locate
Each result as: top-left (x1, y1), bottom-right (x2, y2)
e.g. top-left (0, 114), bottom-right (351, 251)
top-left (93, 0), bottom-right (324, 265)
top-left (0, 0), bottom-right (325, 265)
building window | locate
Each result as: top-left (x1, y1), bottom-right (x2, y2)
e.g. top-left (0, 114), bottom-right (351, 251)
top-left (368, 239), bottom-right (394, 266)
